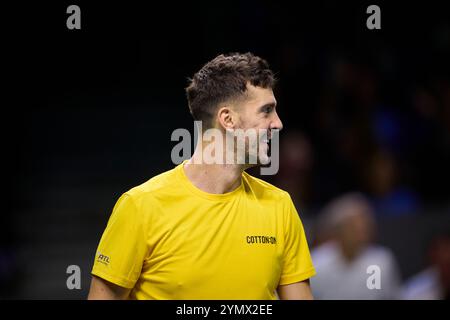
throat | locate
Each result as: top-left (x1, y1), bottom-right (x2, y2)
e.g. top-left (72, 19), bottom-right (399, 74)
top-left (183, 161), bottom-right (243, 194)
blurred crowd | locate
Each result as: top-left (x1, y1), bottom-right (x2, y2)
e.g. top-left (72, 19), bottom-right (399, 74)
top-left (308, 193), bottom-right (449, 299)
top-left (271, 58), bottom-right (450, 214)
top-left (261, 41), bottom-right (450, 299)
top-left (263, 77), bottom-right (450, 298)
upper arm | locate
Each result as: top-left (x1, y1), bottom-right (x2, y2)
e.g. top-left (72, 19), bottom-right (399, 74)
top-left (279, 194), bottom-right (316, 285)
top-left (277, 196), bottom-right (315, 299)
top-left (88, 275), bottom-right (131, 300)
top-left (277, 280), bottom-right (314, 300)
top-left (91, 193), bottom-right (150, 290)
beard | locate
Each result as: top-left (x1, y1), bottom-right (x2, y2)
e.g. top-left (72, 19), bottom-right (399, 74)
top-left (225, 127), bottom-right (272, 167)
top-left (241, 134), bottom-right (271, 168)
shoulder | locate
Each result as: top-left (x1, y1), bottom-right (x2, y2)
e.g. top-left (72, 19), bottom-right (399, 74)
top-left (242, 171), bottom-right (291, 203)
top-left (123, 165), bottom-right (180, 205)
top-left (311, 241), bottom-right (340, 267)
top-left (359, 245), bottom-right (399, 275)
top-left (363, 245), bottom-right (397, 263)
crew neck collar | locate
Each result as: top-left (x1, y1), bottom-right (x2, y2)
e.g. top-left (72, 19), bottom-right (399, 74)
top-left (177, 160), bottom-right (244, 201)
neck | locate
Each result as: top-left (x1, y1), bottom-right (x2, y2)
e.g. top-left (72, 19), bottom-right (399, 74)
top-left (183, 146), bottom-right (244, 194)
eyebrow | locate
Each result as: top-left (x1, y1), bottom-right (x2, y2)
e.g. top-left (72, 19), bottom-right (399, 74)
top-left (258, 102), bottom-right (277, 113)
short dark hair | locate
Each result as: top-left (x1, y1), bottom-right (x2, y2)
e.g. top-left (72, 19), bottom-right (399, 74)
top-left (185, 52), bottom-right (276, 128)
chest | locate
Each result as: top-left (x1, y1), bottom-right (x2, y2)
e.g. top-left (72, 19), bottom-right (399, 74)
top-left (142, 197), bottom-right (285, 292)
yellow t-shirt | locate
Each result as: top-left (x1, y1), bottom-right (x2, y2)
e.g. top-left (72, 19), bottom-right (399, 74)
top-left (91, 162), bottom-right (315, 299)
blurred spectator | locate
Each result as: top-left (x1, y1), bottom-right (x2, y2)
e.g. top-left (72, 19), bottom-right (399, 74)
top-left (311, 193), bottom-right (401, 299)
top-left (365, 149), bottom-right (421, 216)
top-left (271, 130), bottom-right (315, 211)
top-left (401, 234), bottom-right (450, 300)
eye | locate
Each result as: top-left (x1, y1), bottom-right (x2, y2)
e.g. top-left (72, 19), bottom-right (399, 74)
top-left (262, 106), bottom-right (274, 114)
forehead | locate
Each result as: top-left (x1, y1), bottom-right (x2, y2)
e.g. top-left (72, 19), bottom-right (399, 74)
top-left (244, 84), bottom-right (276, 106)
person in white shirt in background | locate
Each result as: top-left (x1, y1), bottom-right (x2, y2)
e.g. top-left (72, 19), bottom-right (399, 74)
top-left (310, 192), bottom-right (401, 299)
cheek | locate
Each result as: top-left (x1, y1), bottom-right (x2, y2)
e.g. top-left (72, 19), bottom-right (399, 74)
top-left (246, 119), bottom-right (268, 131)
top-left (237, 109), bottom-right (262, 128)
top-left (238, 115), bottom-right (255, 129)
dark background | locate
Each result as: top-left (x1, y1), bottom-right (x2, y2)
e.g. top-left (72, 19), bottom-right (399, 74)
top-left (2, 1), bottom-right (450, 298)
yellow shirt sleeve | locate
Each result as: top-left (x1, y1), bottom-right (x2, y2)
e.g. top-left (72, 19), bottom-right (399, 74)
top-left (91, 193), bottom-right (149, 289)
top-left (279, 194), bottom-right (316, 285)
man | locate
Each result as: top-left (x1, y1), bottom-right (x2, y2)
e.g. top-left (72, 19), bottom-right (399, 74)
top-left (311, 193), bottom-right (401, 299)
top-left (88, 52), bottom-right (316, 300)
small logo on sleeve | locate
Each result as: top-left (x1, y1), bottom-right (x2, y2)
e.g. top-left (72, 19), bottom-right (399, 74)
top-left (96, 252), bottom-right (110, 266)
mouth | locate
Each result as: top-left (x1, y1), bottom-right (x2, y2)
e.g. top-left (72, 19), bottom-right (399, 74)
top-left (260, 135), bottom-right (271, 152)
top-left (262, 130), bottom-right (271, 144)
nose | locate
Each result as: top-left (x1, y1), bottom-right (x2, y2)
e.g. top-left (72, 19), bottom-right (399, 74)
top-left (271, 111), bottom-right (283, 131)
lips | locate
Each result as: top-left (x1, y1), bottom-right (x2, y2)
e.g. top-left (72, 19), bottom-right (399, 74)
top-left (261, 130), bottom-right (271, 143)
top-left (260, 138), bottom-right (270, 150)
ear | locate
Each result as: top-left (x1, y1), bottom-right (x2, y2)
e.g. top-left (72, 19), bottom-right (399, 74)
top-left (217, 106), bottom-right (236, 130)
